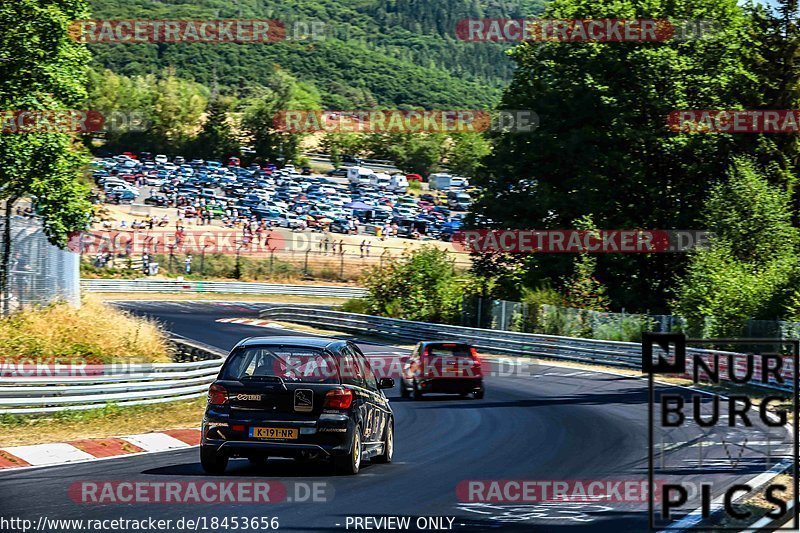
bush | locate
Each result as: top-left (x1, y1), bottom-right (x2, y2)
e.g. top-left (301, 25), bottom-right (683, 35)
top-left (674, 159), bottom-right (800, 336)
top-left (362, 245), bottom-right (471, 324)
top-left (340, 298), bottom-right (370, 314)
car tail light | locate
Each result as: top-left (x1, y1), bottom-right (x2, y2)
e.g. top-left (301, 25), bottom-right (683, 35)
top-left (470, 347), bottom-right (483, 375)
top-left (208, 384), bottom-right (228, 405)
top-left (324, 388), bottom-right (353, 409)
top-left (230, 424), bottom-right (245, 432)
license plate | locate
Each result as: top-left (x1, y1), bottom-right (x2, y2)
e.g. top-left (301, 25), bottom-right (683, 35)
top-left (249, 427), bottom-right (298, 440)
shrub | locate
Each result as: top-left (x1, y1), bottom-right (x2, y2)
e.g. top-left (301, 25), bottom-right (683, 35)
top-left (0, 297), bottom-right (171, 363)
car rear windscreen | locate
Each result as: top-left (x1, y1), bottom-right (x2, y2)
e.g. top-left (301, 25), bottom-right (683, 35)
top-left (426, 345), bottom-right (473, 357)
top-left (221, 346), bottom-right (340, 384)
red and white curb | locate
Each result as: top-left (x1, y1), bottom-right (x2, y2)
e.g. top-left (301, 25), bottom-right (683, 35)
top-left (0, 429), bottom-right (200, 470)
top-left (217, 318), bottom-right (285, 328)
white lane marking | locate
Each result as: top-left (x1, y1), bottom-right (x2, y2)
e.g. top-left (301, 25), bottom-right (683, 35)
top-left (1, 443), bottom-right (95, 466)
top-left (121, 433), bottom-right (191, 452)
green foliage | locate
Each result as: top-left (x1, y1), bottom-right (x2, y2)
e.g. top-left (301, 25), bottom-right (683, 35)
top-left (362, 245), bottom-right (468, 323)
top-left (241, 71), bottom-right (321, 164)
top-left (537, 305), bottom-right (654, 342)
top-left (517, 283), bottom-right (565, 331)
top-left (340, 298), bottom-right (370, 314)
top-left (87, 0), bottom-right (543, 109)
top-left (0, 0), bottom-right (94, 246)
top-left (320, 130), bottom-right (491, 175)
top-left (193, 96), bottom-right (238, 160)
top-left (88, 68), bottom-right (208, 154)
top-left (446, 133), bottom-right (491, 177)
top-left (674, 158), bottom-right (800, 336)
top-left (469, 0), bottom-right (786, 312)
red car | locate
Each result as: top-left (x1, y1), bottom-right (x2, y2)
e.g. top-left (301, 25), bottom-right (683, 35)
top-left (400, 342), bottom-right (484, 400)
top-left (406, 173), bottom-right (423, 182)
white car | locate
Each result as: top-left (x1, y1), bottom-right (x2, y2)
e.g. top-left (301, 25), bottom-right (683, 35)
top-left (145, 177), bottom-right (166, 187)
top-left (155, 154), bottom-right (168, 164)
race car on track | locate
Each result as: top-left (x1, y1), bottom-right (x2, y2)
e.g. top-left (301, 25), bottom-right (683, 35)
top-left (400, 341), bottom-right (484, 400)
top-left (201, 336), bottom-right (395, 475)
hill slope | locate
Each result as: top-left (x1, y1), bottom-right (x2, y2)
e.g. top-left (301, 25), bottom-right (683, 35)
top-left (88, 0), bottom-right (545, 108)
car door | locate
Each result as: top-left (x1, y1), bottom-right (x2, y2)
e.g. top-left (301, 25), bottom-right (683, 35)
top-left (350, 343), bottom-right (391, 447)
top-left (338, 345), bottom-right (372, 437)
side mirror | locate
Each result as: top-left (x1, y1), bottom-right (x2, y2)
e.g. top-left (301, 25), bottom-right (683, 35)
top-left (378, 378), bottom-right (395, 390)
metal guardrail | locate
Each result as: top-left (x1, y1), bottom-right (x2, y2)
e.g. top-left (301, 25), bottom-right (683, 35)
top-left (258, 307), bottom-right (795, 392)
top-left (4, 306), bottom-right (792, 416)
top-left (0, 339), bottom-right (226, 415)
top-left (80, 279), bottom-right (368, 298)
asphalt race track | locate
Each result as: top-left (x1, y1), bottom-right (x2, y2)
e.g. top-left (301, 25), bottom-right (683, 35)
top-left (0, 301), bottom-right (792, 532)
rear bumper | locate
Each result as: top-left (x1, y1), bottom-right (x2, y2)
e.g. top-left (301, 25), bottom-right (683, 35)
top-left (201, 415), bottom-right (354, 458)
top-left (418, 377), bottom-right (483, 394)
top-left (204, 439), bottom-right (343, 457)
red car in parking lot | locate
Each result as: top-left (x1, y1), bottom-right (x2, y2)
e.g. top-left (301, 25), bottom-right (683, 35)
top-left (400, 342), bottom-right (484, 400)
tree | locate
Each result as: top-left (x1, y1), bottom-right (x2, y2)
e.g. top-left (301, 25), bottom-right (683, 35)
top-left (446, 132), bottom-right (491, 178)
top-left (87, 68), bottom-right (208, 154)
top-left (0, 0), bottom-right (94, 312)
top-left (674, 158), bottom-right (800, 336)
top-left (241, 71), bottom-right (321, 164)
top-left (469, 0), bottom-right (778, 312)
top-left (194, 96), bottom-right (238, 159)
top-left (562, 216), bottom-right (610, 311)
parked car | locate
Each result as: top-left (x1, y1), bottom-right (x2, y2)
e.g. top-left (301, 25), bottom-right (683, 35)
top-left (144, 194), bottom-right (170, 207)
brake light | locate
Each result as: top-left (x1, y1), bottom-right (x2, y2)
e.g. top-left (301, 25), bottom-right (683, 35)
top-left (470, 348), bottom-right (483, 374)
top-left (324, 388), bottom-right (353, 409)
top-left (208, 384), bottom-right (228, 405)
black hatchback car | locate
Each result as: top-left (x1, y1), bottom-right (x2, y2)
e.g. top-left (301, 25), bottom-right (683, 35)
top-left (201, 337), bottom-right (395, 475)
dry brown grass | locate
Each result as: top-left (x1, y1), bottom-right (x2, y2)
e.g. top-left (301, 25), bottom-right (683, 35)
top-left (0, 296), bottom-right (170, 364)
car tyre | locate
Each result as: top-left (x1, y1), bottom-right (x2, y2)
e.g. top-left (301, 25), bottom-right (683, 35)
top-left (334, 426), bottom-right (362, 475)
top-left (474, 389), bottom-right (485, 400)
top-left (373, 423), bottom-right (393, 464)
top-left (412, 380), bottom-right (423, 400)
top-left (200, 445), bottom-right (228, 475)
top-left (400, 381), bottom-right (410, 399)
